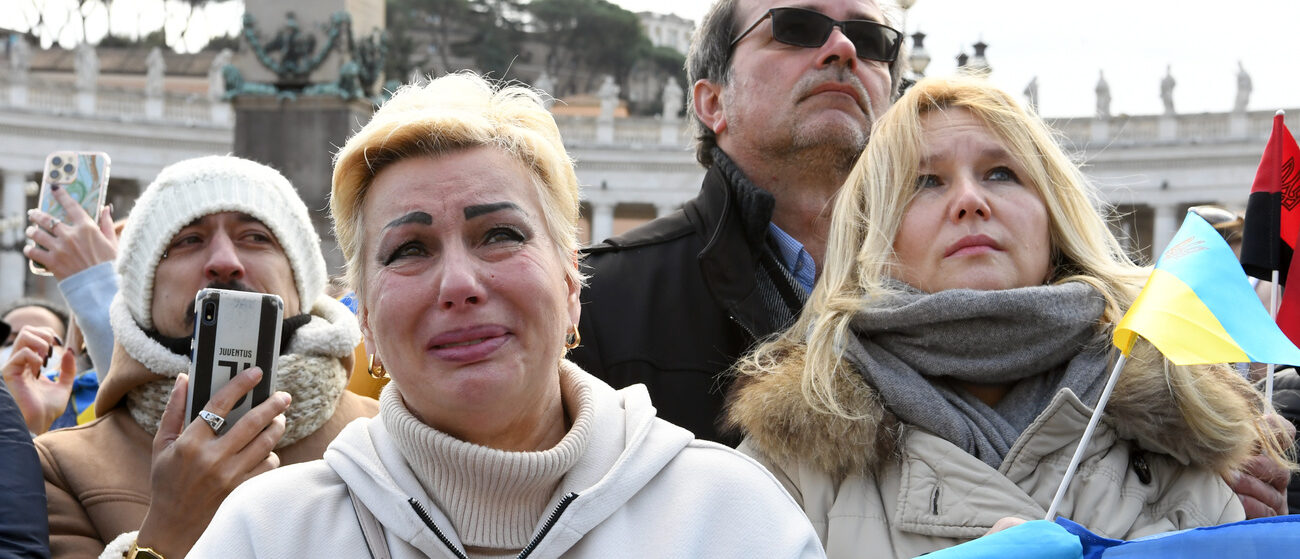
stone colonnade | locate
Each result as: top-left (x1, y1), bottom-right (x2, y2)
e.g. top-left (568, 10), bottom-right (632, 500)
top-left (0, 170), bottom-right (30, 303)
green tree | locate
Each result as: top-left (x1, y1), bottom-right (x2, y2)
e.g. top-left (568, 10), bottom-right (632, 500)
top-left (387, 0), bottom-right (468, 76)
top-left (386, 0), bottom-right (526, 79)
top-left (453, 0), bottom-right (527, 78)
top-left (529, 0), bottom-right (649, 95)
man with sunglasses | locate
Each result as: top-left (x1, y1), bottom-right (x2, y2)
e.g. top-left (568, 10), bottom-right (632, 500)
top-left (572, 0), bottom-right (905, 445)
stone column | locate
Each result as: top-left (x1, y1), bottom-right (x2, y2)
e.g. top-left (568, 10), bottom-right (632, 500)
top-left (590, 202), bottom-right (615, 245)
top-left (1090, 119), bottom-right (1109, 143)
top-left (144, 47), bottom-right (165, 120)
top-left (1151, 202), bottom-right (1178, 256)
top-left (1230, 113), bottom-right (1249, 138)
top-left (144, 97), bottom-right (164, 120)
top-left (74, 42), bottom-right (98, 116)
top-left (659, 119), bottom-right (679, 145)
top-left (234, 96), bottom-right (373, 275)
top-left (597, 118), bottom-right (614, 144)
top-left (1158, 116), bottom-right (1177, 141)
top-left (8, 36), bottom-right (30, 108)
top-left (208, 48), bottom-right (234, 125)
top-left (8, 80), bottom-right (27, 108)
top-left (1, 170), bottom-right (29, 303)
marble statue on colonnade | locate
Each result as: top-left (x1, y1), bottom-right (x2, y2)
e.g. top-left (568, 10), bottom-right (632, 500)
top-left (1023, 75), bottom-right (1038, 114)
top-left (1095, 70), bottom-right (1110, 120)
top-left (598, 75), bottom-right (619, 121)
top-left (145, 47), bottom-right (165, 98)
top-left (8, 36), bottom-right (30, 83)
top-left (75, 42), bottom-right (98, 92)
top-left (1234, 61), bottom-right (1251, 114)
top-left (1161, 64), bottom-right (1176, 116)
top-left (661, 77), bottom-right (682, 121)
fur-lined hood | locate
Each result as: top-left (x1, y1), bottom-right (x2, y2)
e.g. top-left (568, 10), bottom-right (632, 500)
top-left (727, 340), bottom-right (1263, 479)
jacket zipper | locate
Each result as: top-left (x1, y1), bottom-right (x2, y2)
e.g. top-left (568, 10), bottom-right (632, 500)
top-left (408, 498), bottom-right (469, 559)
top-left (517, 492), bottom-right (578, 558)
top-left (408, 492), bottom-right (579, 559)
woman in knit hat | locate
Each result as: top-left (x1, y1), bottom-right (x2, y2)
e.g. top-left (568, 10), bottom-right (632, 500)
top-left (36, 155), bottom-right (378, 559)
top-left (725, 76), bottom-right (1295, 558)
top-left (191, 72), bottom-right (824, 558)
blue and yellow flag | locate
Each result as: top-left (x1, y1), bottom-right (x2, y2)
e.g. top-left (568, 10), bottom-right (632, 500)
top-left (1114, 212), bottom-right (1300, 365)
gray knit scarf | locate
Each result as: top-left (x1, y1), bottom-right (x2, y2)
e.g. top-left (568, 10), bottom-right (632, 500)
top-left (843, 282), bottom-right (1111, 468)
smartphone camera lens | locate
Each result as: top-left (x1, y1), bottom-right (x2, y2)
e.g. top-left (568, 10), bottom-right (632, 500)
top-left (202, 302), bottom-right (217, 325)
top-left (51, 156), bottom-right (62, 166)
top-left (49, 169), bottom-right (61, 180)
top-left (62, 163), bottom-right (75, 174)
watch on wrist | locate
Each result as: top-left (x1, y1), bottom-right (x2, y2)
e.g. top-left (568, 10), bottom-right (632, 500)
top-left (127, 541), bottom-right (165, 559)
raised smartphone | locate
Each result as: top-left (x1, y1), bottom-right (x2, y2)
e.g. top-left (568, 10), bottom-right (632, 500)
top-left (185, 289), bottom-right (284, 434)
top-left (29, 151), bottom-right (111, 275)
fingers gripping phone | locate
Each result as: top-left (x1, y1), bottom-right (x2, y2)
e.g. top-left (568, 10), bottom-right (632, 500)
top-left (185, 289), bottom-right (284, 433)
top-left (29, 151), bottom-right (111, 275)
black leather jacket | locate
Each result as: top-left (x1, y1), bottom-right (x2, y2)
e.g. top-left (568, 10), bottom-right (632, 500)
top-left (572, 149), bottom-right (805, 445)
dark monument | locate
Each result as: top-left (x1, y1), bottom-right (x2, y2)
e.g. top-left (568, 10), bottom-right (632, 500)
top-left (224, 7), bottom-right (387, 273)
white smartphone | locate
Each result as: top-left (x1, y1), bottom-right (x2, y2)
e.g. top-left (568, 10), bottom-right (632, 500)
top-left (185, 289), bottom-right (284, 433)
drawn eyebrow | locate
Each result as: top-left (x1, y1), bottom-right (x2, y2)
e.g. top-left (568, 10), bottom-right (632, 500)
top-left (383, 211), bottom-right (433, 231)
top-left (464, 202), bottom-right (521, 220)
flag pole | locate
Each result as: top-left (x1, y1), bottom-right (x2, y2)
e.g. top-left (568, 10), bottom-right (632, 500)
top-left (1267, 269), bottom-right (1279, 403)
top-left (1045, 353), bottom-right (1128, 521)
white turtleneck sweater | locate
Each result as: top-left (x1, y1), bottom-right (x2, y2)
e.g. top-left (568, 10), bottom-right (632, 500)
top-left (383, 365), bottom-right (594, 555)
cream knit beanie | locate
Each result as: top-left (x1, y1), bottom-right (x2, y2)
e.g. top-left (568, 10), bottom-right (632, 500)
top-left (115, 155), bottom-right (326, 330)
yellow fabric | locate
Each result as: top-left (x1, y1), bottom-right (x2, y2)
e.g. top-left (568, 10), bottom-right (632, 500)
top-left (1115, 268), bottom-right (1248, 364)
top-left (344, 342), bottom-right (387, 399)
top-left (75, 404), bottom-right (96, 425)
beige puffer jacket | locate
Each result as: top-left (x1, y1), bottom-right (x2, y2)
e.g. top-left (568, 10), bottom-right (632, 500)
top-left (729, 343), bottom-right (1261, 559)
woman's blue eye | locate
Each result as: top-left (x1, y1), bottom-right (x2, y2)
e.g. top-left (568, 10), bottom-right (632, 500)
top-left (915, 174), bottom-right (941, 189)
top-left (987, 166), bottom-right (1020, 183)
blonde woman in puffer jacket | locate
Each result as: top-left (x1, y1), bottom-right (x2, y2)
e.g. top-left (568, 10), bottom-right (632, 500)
top-left (728, 76), bottom-right (1294, 559)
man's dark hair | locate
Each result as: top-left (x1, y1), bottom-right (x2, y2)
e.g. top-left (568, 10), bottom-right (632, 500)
top-left (684, 0), bottom-right (908, 167)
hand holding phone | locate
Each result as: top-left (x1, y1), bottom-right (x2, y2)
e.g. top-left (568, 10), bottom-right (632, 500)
top-left (28, 151), bottom-right (111, 276)
top-left (185, 289), bottom-right (284, 433)
top-left (141, 362), bottom-right (290, 558)
top-left (25, 184), bottom-right (118, 280)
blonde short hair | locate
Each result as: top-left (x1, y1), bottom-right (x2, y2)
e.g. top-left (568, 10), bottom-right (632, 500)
top-left (330, 72), bottom-right (583, 298)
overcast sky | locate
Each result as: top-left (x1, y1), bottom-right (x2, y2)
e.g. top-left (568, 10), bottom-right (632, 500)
top-left (612, 0), bottom-right (1300, 119)
top-left (5, 0), bottom-right (1297, 120)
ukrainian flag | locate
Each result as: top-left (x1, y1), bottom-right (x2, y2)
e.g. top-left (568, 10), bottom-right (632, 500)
top-left (1114, 212), bottom-right (1300, 366)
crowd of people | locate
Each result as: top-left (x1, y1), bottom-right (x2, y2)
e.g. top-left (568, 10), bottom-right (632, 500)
top-left (1, 0), bottom-right (1297, 558)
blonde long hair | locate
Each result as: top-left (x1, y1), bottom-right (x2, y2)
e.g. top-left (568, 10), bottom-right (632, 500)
top-left (737, 76), bottom-right (1290, 472)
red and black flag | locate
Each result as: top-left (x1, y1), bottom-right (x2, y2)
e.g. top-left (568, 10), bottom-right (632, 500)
top-left (1241, 111), bottom-right (1300, 284)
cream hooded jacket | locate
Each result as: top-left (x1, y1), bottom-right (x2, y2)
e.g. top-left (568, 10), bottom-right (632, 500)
top-left (191, 364), bottom-right (824, 558)
top-left (729, 344), bottom-right (1260, 559)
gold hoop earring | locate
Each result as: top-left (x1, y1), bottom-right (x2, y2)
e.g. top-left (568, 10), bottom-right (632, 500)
top-left (367, 354), bottom-right (386, 379)
top-left (564, 324), bottom-right (581, 350)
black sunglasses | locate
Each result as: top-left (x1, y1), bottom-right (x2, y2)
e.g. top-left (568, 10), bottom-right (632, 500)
top-left (730, 7), bottom-right (902, 63)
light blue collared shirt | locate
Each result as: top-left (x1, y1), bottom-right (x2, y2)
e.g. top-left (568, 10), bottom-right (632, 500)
top-left (767, 222), bottom-right (816, 294)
